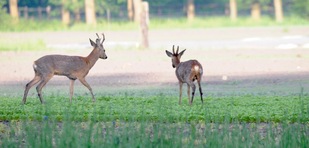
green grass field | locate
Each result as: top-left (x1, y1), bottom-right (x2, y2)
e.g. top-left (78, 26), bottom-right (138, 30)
top-left (0, 92), bottom-right (308, 147)
top-left (0, 94), bottom-right (308, 123)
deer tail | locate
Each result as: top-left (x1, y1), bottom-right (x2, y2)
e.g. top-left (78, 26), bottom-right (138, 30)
top-left (33, 61), bottom-right (38, 73)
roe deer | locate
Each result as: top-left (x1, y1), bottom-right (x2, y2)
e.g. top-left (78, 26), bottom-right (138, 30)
top-left (22, 33), bottom-right (108, 104)
top-left (166, 45), bottom-right (203, 105)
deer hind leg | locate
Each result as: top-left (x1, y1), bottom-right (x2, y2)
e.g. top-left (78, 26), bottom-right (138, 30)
top-left (36, 74), bottom-right (53, 104)
top-left (189, 82), bottom-right (196, 105)
top-left (179, 82), bottom-right (183, 105)
top-left (23, 75), bottom-right (41, 104)
top-left (187, 84), bottom-right (190, 104)
top-left (78, 78), bottom-right (95, 102)
top-left (197, 79), bottom-right (203, 104)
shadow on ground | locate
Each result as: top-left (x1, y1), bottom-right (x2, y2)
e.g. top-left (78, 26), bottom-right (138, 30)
top-left (1, 71), bottom-right (308, 98)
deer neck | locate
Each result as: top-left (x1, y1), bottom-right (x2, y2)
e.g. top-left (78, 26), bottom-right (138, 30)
top-left (85, 48), bottom-right (100, 68)
top-left (174, 58), bottom-right (181, 68)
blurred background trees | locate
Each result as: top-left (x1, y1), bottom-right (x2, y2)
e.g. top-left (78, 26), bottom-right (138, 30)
top-left (2, 0), bottom-right (309, 27)
top-left (293, 0), bottom-right (309, 18)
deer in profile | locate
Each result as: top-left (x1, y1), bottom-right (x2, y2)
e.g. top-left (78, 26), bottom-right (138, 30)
top-left (166, 45), bottom-right (203, 105)
top-left (23, 33), bottom-right (108, 104)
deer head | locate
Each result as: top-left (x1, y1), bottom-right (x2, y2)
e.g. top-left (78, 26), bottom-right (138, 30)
top-left (165, 45), bottom-right (186, 68)
top-left (89, 33), bottom-right (108, 59)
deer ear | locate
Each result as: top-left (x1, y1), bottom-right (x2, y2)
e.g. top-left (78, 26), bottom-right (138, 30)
top-left (89, 39), bottom-right (96, 47)
top-left (178, 49), bottom-right (186, 57)
top-left (166, 50), bottom-right (173, 57)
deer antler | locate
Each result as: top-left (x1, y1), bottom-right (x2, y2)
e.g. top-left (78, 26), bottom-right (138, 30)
top-left (176, 46), bottom-right (179, 54)
top-left (101, 33), bottom-right (105, 43)
top-left (95, 33), bottom-right (101, 44)
top-left (96, 33), bottom-right (100, 39)
top-left (172, 45), bottom-right (175, 54)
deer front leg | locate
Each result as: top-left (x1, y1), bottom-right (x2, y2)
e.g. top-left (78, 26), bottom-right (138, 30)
top-left (23, 75), bottom-right (41, 104)
top-left (78, 78), bottom-right (95, 102)
top-left (179, 82), bottom-right (183, 105)
top-left (70, 80), bottom-right (75, 103)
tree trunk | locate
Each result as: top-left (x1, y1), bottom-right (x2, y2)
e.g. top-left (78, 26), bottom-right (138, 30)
top-left (127, 0), bottom-right (134, 21)
top-left (274, 0), bottom-right (283, 22)
top-left (251, 2), bottom-right (261, 21)
top-left (133, 0), bottom-right (142, 23)
top-left (46, 6), bottom-right (51, 19)
top-left (9, 0), bottom-right (19, 21)
top-left (187, 0), bottom-right (195, 22)
top-left (229, 0), bottom-right (237, 21)
top-left (140, 1), bottom-right (149, 49)
top-left (85, 0), bottom-right (96, 25)
top-left (62, 0), bottom-right (70, 25)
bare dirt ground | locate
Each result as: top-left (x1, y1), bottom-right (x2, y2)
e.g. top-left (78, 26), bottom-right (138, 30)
top-left (0, 26), bottom-right (309, 97)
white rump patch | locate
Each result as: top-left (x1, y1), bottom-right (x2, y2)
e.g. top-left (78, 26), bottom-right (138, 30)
top-left (194, 65), bottom-right (199, 72)
top-left (33, 63), bottom-right (37, 69)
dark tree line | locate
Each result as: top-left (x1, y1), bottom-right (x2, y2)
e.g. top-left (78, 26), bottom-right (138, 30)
top-left (2, 0), bottom-right (309, 25)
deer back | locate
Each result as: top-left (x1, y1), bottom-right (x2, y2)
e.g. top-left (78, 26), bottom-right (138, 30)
top-left (176, 60), bottom-right (203, 83)
top-left (34, 55), bottom-right (89, 77)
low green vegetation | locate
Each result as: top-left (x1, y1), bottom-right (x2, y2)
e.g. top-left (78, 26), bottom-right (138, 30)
top-left (1, 119), bottom-right (307, 147)
top-left (0, 94), bottom-right (308, 147)
top-left (0, 94), bottom-right (308, 123)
